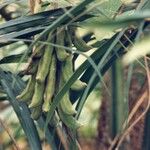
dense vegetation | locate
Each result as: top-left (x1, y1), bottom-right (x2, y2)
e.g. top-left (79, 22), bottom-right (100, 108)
top-left (0, 0), bottom-right (150, 150)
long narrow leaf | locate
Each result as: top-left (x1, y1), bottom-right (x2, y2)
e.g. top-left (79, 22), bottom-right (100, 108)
top-left (0, 54), bottom-right (28, 64)
top-left (0, 7), bottom-right (71, 35)
top-left (75, 30), bottom-right (125, 119)
top-left (74, 29), bottom-right (138, 119)
top-left (0, 71), bottom-right (66, 150)
top-left (0, 70), bottom-right (42, 150)
top-left (111, 59), bottom-right (125, 138)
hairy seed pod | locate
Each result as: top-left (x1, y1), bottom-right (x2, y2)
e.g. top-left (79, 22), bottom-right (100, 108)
top-left (36, 32), bottom-right (54, 83)
top-left (55, 28), bottom-right (69, 61)
top-left (29, 81), bottom-right (44, 108)
top-left (58, 104), bottom-right (81, 130)
top-left (42, 54), bottom-right (57, 112)
top-left (62, 55), bottom-right (87, 91)
top-left (31, 105), bottom-right (42, 120)
top-left (16, 74), bottom-right (36, 102)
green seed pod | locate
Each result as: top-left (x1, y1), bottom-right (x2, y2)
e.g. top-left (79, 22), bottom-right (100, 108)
top-left (59, 91), bottom-right (77, 115)
top-left (59, 65), bottom-right (77, 115)
top-left (36, 32), bottom-right (54, 83)
top-left (42, 54), bottom-right (57, 112)
top-left (70, 80), bottom-right (87, 91)
top-left (55, 28), bottom-right (69, 61)
top-left (62, 55), bottom-right (87, 91)
top-left (29, 81), bottom-right (44, 108)
top-left (16, 74), bottom-right (36, 103)
top-left (70, 28), bottom-right (92, 52)
top-left (58, 104), bottom-right (81, 130)
top-left (31, 105), bottom-right (42, 120)
top-left (73, 35), bottom-right (92, 52)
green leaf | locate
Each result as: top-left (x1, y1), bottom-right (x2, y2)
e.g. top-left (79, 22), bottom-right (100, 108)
top-left (80, 8), bottom-right (150, 41)
top-left (0, 8), bottom-right (93, 48)
top-left (75, 29), bottom-right (138, 118)
top-left (111, 59), bottom-right (126, 138)
top-left (0, 70), bottom-right (42, 150)
top-left (30, 0), bottom-right (95, 51)
top-left (141, 0), bottom-right (150, 10)
top-left (82, 0), bottom-right (122, 40)
top-left (0, 54), bottom-right (28, 64)
top-left (75, 31), bottom-right (125, 119)
top-left (0, 7), bottom-right (70, 35)
top-left (93, 0), bottom-right (122, 17)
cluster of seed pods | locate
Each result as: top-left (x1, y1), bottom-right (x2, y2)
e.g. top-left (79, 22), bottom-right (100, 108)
top-left (17, 27), bottom-right (92, 130)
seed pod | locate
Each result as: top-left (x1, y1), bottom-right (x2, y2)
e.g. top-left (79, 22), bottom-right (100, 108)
top-left (62, 55), bottom-right (87, 91)
top-left (70, 80), bottom-right (87, 91)
top-left (55, 72), bottom-right (77, 115)
top-left (31, 105), bottom-right (42, 120)
top-left (36, 32), bottom-right (54, 83)
top-left (29, 81), bottom-right (44, 108)
top-left (73, 35), bottom-right (92, 52)
top-left (16, 74), bottom-right (36, 103)
top-left (59, 64), bottom-right (77, 115)
top-left (42, 54), bottom-right (57, 112)
top-left (58, 104), bottom-right (81, 130)
top-left (70, 28), bottom-right (92, 52)
top-left (55, 28), bottom-right (69, 61)
top-left (59, 91), bottom-right (77, 115)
